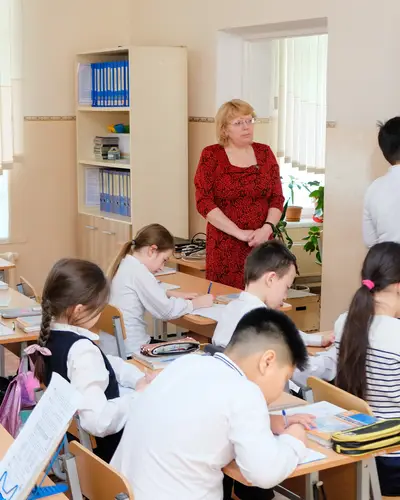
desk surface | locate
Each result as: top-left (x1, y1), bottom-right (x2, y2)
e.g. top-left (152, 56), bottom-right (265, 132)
top-left (0, 288), bottom-right (39, 344)
top-left (223, 392), bottom-right (399, 483)
top-left (0, 257), bottom-right (16, 270)
top-left (0, 425), bottom-right (68, 499)
top-left (158, 272), bottom-right (292, 318)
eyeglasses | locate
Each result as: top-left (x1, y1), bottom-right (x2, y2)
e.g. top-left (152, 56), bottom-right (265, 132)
top-left (230, 118), bottom-right (256, 128)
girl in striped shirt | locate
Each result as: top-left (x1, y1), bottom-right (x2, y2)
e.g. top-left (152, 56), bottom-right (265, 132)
top-left (336, 241), bottom-right (400, 496)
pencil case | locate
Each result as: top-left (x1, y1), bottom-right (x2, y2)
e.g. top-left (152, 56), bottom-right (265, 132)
top-left (140, 337), bottom-right (200, 357)
top-left (332, 418), bottom-right (400, 455)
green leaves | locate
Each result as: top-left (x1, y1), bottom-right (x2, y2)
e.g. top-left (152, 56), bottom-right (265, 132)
top-left (303, 226), bottom-right (322, 265)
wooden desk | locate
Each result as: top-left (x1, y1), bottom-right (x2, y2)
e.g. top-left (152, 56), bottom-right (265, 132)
top-left (168, 256), bottom-right (206, 278)
top-left (157, 272), bottom-right (291, 339)
top-left (0, 257), bottom-right (16, 284)
top-left (223, 392), bottom-right (389, 500)
top-left (0, 425), bottom-right (68, 499)
top-left (0, 288), bottom-right (39, 376)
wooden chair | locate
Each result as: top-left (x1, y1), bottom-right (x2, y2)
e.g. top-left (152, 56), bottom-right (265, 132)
top-left (16, 275), bottom-right (40, 302)
top-left (65, 440), bottom-right (134, 500)
top-left (307, 376), bottom-right (374, 415)
top-left (93, 304), bottom-right (128, 359)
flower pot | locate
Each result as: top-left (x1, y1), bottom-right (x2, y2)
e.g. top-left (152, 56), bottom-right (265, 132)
top-left (285, 206), bottom-right (302, 222)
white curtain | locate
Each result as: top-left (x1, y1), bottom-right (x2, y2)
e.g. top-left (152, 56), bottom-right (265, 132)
top-left (0, 0), bottom-right (23, 174)
top-left (272, 34), bottom-right (327, 174)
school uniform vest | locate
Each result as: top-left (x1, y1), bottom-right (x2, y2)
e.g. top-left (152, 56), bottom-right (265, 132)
top-left (44, 330), bottom-right (123, 463)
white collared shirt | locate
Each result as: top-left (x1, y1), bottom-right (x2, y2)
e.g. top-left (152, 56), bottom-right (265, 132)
top-left (52, 323), bottom-right (144, 438)
top-left (100, 255), bottom-right (193, 356)
top-left (363, 166), bottom-right (400, 247)
top-left (212, 291), bottom-right (323, 348)
top-left (111, 353), bottom-right (306, 500)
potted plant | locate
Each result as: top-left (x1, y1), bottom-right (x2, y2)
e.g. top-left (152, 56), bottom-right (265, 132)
top-left (273, 201), bottom-right (293, 249)
top-left (285, 175), bottom-right (304, 222)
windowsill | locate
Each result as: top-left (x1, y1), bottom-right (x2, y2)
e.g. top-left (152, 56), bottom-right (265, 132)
top-left (286, 219), bottom-right (323, 229)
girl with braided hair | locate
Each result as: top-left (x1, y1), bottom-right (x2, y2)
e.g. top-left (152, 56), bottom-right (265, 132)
top-left (30, 258), bottom-right (153, 463)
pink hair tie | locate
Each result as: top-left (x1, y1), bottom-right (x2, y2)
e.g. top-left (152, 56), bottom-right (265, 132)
top-left (362, 279), bottom-right (375, 290)
top-left (24, 344), bottom-right (52, 356)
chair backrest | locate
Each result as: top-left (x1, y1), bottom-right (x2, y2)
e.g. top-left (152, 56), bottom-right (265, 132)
top-left (17, 276), bottom-right (40, 302)
top-left (307, 376), bottom-right (374, 416)
top-left (94, 304), bottom-right (127, 359)
top-left (68, 440), bottom-right (134, 500)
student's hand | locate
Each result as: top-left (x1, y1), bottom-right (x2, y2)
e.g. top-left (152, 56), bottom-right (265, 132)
top-left (192, 294), bottom-right (214, 309)
top-left (287, 413), bottom-right (316, 430)
top-left (248, 225), bottom-right (273, 247)
top-left (168, 290), bottom-right (199, 300)
top-left (135, 371), bottom-right (159, 392)
top-left (236, 229), bottom-right (255, 242)
top-left (321, 333), bottom-right (335, 347)
top-left (283, 423), bottom-right (307, 445)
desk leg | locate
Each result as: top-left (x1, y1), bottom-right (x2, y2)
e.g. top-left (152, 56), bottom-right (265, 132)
top-left (368, 458), bottom-right (382, 500)
top-left (305, 471), bottom-right (319, 500)
top-left (356, 459), bottom-right (378, 500)
top-left (0, 345), bottom-right (4, 377)
top-left (152, 318), bottom-right (160, 340)
top-left (20, 342), bottom-right (28, 372)
top-left (161, 321), bottom-right (168, 341)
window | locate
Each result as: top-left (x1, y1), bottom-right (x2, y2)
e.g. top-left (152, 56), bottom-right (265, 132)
top-left (271, 35), bottom-right (328, 215)
top-left (0, 172), bottom-right (9, 239)
top-left (216, 25), bottom-right (328, 218)
top-left (0, 0), bottom-right (23, 240)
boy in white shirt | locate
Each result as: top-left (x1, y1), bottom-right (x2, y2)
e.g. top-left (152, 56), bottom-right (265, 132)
top-left (112, 308), bottom-right (315, 500)
top-left (363, 117), bottom-right (400, 247)
top-left (212, 241), bottom-right (335, 387)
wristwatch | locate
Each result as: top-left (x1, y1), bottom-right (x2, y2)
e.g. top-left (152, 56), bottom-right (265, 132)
top-left (263, 221), bottom-right (275, 232)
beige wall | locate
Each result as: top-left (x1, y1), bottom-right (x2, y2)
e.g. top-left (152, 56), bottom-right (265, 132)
top-left (8, 0), bottom-right (397, 325)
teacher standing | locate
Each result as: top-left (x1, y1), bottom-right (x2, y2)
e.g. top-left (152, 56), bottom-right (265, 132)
top-left (194, 99), bottom-right (284, 289)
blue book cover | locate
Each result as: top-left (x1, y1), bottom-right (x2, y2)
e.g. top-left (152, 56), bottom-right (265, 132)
top-left (100, 62), bottom-right (105, 107)
top-left (99, 169), bottom-right (104, 211)
top-left (110, 62), bottom-right (115, 106)
top-left (125, 60), bottom-right (129, 106)
top-left (105, 169), bottom-right (111, 212)
top-left (105, 62), bottom-right (109, 107)
top-left (91, 63), bottom-right (96, 106)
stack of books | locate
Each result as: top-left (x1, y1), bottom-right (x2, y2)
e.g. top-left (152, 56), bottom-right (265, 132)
top-left (94, 136), bottom-right (119, 160)
top-left (100, 169), bottom-right (131, 217)
top-left (77, 61), bottom-right (130, 108)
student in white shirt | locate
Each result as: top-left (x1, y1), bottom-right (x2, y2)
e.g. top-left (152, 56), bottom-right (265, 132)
top-left (334, 241), bottom-right (400, 497)
top-left (363, 117), bottom-right (400, 247)
top-left (112, 308), bottom-right (316, 500)
top-left (28, 258), bottom-right (152, 463)
top-left (100, 223), bottom-right (213, 357)
top-left (212, 241), bottom-right (334, 387)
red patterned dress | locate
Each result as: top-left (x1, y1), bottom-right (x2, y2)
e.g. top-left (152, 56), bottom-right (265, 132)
top-left (194, 143), bottom-right (284, 289)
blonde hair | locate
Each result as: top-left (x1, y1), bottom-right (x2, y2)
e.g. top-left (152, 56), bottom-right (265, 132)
top-left (215, 99), bottom-right (256, 146)
top-left (108, 223), bottom-right (174, 280)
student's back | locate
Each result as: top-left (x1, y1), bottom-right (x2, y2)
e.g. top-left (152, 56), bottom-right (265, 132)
top-left (112, 309), bottom-right (309, 500)
top-left (363, 117), bottom-right (400, 247)
top-left (335, 312), bottom-right (400, 421)
top-left (336, 241), bottom-right (400, 496)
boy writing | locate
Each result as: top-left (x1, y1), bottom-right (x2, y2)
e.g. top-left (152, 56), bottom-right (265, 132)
top-left (112, 308), bottom-right (314, 500)
top-left (213, 241), bottom-right (335, 387)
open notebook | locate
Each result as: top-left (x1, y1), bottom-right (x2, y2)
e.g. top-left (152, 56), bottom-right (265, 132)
top-left (191, 304), bottom-right (226, 322)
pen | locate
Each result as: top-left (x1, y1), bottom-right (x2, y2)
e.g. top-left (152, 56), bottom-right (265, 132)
top-left (207, 282), bottom-right (213, 294)
top-left (282, 409), bottom-right (289, 428)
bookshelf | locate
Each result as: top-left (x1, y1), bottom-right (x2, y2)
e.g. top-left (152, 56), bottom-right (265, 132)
top-left (75, 46), bottom-right (188, 271)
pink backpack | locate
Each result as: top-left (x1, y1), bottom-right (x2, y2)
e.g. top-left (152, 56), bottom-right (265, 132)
top-left (0, 357), bottom-right (40, 437)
